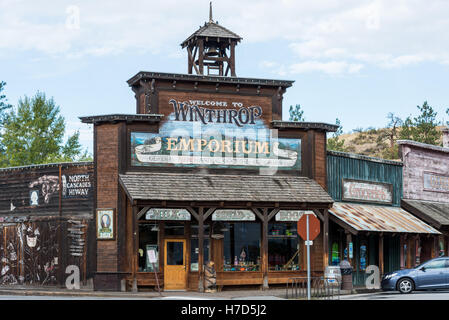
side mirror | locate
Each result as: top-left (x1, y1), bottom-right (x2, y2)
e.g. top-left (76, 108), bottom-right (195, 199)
top-left (420, 266), bottom-right (426, 272)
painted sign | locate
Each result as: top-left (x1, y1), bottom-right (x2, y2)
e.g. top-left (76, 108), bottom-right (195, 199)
top-left (131, 92), bottom-right (301, 171)
top-left (423, 172), bottom-right (449, 193)
top-left (342, 179), bottom-right (393, 204)
top-left (96, 209), bottom-right (115, 240)
top-left (62, 174), bottom-right (92, 198)
top-left (212, 209), bottom-right (256, 221)
top-left (275, 210), bottom-right (315, 221)
top-left (145, 208), bottom-right (191, 221)
top-left (131, 131), bottom-right (300, 170)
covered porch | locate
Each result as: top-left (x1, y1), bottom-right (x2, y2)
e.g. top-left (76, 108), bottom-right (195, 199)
top-left (119, 172), bottom-right (334, 292)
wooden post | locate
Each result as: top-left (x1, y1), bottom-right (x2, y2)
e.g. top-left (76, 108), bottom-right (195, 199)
top-left (400, 234), bottom-right (405, 269)
top-left (230, 42), bottom-right (236, 76)
top-left (262, 208), bottom-right (269, 290)
top-left (198, 40), bottom-right (204, 75)
top-left (198, 207), bottom-right (204, 292)
top-left (434, 235), bottom-right (439, 258)
top-left (323, 209), bottom-right (329, 268)
top-left (378, 234), bottom-right (384, 277)
top-left (132, 206), bottom-right (138, 292)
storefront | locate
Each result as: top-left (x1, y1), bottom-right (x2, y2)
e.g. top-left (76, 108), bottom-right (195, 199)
top-left (398, 138), bottom-right (449, 262)
top-left (81, 14), bottom-right (340, 291)
top-left (326, 151), bottom-right (440, 286)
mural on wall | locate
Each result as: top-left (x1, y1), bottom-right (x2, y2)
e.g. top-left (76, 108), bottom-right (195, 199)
top-left (0, 167), bottom-right (93, 214)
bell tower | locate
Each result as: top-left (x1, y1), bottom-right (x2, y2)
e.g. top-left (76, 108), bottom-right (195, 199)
top-left (181, 2), bottom-right (242, 76)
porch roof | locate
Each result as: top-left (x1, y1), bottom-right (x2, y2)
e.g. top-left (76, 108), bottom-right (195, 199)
top-left (119, 172), bottom-right (333, 205)
top-left (329, 202), bottom-right (440, 235)
top-left (401, 199), bottom-right (449, 229)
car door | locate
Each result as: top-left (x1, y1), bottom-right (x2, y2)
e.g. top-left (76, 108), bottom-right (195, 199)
top-left (415, 259), bottom-right (448, 289)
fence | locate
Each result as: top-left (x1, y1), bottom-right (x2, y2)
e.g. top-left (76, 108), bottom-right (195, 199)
top-left (286, 277), bottom-right (341, 300)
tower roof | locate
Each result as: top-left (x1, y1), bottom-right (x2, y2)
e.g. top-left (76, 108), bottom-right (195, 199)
top-left (181, 4), bottom-right (242, 48)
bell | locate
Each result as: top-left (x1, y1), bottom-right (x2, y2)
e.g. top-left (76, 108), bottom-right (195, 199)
top-left (205, 46), bottom-right (219, 57)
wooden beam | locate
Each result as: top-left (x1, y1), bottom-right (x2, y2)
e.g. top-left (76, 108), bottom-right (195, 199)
top-left (203, 207), bottom-right (216, 221)
top-left (186, 206), bottom-right (199, 221)
top-left (379, 234), bottom-right (384, 277)
top-left (312, 209), bottom-right (324, 221)
top-left (323, 209), bottom-right (329, 268)
top-left (136, 206), bottom-right (150, 220)
top-left (261, 208), bottom-right (269, 290)
top-left (252, 208), bottom-right (264, 221)
top-left (267, 208), bottom-right (280, 222)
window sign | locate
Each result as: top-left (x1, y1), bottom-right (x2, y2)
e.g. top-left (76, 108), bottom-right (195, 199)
top-left (423, 172), bottom-right (449, 193)
top-left (212, 209), bottom-right (255, 221)
top-left (145, 208), bottom-right (191, 221)
top-left (275, 210), bottom-right (315, 221)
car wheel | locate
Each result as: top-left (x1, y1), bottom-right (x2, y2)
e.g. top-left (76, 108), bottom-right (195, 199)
top-left (397, 278), bottom-right (414, 294)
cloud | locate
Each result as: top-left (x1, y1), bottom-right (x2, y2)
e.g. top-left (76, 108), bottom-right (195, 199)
top-left (1, 0), bottom-right (449, 71)
top-left (290, 61), bottom-right (364, 75)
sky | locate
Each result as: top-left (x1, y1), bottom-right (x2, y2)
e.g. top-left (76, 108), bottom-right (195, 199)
top-left (1, 0), bottom-right (449, 155)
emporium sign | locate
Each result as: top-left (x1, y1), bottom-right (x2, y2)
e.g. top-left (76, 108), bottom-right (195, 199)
top-left (342, 179), bottom-right (393, 204)
top-left (423, 172), bottom-right (449, 193)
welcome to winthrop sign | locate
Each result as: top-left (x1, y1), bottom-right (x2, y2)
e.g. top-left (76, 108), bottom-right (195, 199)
top-left (130, 94), bottom-right (302, 171)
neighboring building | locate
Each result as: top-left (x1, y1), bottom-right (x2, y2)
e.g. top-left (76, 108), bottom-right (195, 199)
top-left (0, 162), bottom-right (94, 286)
top-left (81, 11), bottom-right (339, 292)
top-left (326, 151), bottom-right (440, 286)
top-left (398, 138), bottom-right (449, 262)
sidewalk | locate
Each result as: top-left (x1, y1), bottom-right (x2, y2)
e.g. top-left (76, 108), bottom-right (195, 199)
top-left (0, 285), bottom-right (375, 299)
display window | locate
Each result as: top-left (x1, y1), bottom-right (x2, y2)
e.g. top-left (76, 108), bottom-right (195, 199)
top-left (359, 241), bottom-right (367, 271)
top-left (268, 223), bottom-right (301, 271)
top-left (138, 223), bottom-right (159, 272)
top-left (223, 223), bottom-right (261, 271)
top-left (190, 221), bottom-right (211, 272)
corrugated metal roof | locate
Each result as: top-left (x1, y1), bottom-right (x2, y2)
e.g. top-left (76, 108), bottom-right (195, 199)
top-left (402, 199), bottom-right (449, 228)
top-left (329, 202), bottom-right (440, 234)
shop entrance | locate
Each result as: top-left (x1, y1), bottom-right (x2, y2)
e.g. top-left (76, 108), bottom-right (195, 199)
top-left (164, 239), bottom-right (187, 290)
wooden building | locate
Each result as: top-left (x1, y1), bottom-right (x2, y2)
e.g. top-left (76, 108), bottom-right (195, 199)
top-left (398, 139), bottom-right (449, 261)
top-left (0, 162), bottom-right (94, 286)
top-left (326, 151), bottom-right (440, 286)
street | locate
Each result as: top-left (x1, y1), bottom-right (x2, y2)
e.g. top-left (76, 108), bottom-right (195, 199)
top-left (340, 290), bottom-right (449, 300)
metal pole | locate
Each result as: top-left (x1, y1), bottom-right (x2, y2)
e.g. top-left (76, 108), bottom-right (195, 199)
top-left (307, 213), bottom-right (311, 300)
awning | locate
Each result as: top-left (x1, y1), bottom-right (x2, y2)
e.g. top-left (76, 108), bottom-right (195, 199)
top-left (119, 173), bottom-right (333, 205)
top-left (329, 202), bottom-right (440, 235)
top-left (401, 199), bottom-right (449, 229)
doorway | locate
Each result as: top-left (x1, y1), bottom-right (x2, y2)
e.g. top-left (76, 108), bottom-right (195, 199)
top-left (164, 239), bottom-right (187, 290)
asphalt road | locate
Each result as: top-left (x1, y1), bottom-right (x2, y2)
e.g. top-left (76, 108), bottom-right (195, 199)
top-left (341, 289), bottom-right (449, 300)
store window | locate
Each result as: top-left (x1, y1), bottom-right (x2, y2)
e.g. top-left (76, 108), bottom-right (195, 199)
top-left (268, 223), bottom-right (300, 271)
top-left (164, 222), bottom-right (185, 236)
top-left (138, 223), bottom-right (159, 272)
top-left (223, 223), bottom-right (260, 271)
top-left (190, 221), bottom-right (210, 272)
top-left (359, 242), bottom-right (367, 271)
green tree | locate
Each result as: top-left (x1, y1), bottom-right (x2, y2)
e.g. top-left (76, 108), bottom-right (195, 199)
top-left (379, 113), bottom-right (402, 159)
top-left (399, 101), bottom-right (441, 145)
top-left (289, 104), bottom-right (305, 121)
top-left (0, 92), bottom-right (91, 167)
top-left (0, 81), bottom-right (13, 155)
top-left (327, 118), bottom-right (347, 152)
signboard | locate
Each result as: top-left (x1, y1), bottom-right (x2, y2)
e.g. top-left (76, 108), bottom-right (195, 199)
top-left (349, 242), bottom-right (353, 259)
top-left (342, 179), bottom-right (393, 204)
top-left (212, 209), bottom-right (255, 221)
top-left (62, 174), bottom-right (92, 198)
top-left (96, 208), bottom-right (115, 240)
top-left (145, 208), bottom-right (191, 221)
top-left (423, 172), bottom-right (449, 193)
top-left (130, 91), bottom-right (301, 171)
top-left (275, 210), bottom-right (313, 221)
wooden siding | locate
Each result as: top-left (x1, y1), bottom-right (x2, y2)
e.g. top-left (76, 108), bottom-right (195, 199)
top-left (327, 152), bottom-right (403, 206)
top-left (401, 144), bottom-right (449, 203)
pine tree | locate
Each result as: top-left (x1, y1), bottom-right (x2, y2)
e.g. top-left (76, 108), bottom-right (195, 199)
top-left (399, 101), bottom-right (441, 145)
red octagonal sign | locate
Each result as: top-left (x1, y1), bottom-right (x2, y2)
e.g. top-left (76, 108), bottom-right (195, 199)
top-left (297, 213), bottom-right (321, 241)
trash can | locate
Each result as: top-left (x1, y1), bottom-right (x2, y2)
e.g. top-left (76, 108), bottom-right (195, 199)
top-left (339, 260), bottom-right (353, 291)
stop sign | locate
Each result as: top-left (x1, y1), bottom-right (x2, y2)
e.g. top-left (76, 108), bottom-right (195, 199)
top-left (297, 213), bottom-right (320, 241)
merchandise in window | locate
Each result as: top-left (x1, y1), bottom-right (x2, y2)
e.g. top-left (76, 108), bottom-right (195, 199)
top-left (138, 223), bottom-right (159, 272)
top-left (223, 223), bottom-right (260, 271)
top-left (268, 223), bottom-right (300, 271)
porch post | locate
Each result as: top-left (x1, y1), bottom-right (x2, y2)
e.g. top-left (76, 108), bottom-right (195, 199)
top-left (378, 233), bottom-right (384, 277)
top-left (198, 207), bottom-right (204, 293)
top-left (132, 206), bottom-right (138, 292)
top-left (262, 208), bottom-right (269, 290)
top-left (346, 232), bottom-right (352, 265)
top-left (323, 209), bottom-right (329, 268)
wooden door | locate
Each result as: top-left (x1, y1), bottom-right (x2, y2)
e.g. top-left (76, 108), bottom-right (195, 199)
top-left (164, 239), bottom-right (187, 290)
